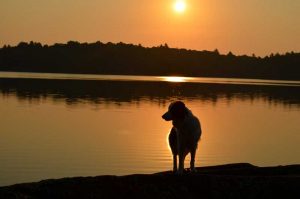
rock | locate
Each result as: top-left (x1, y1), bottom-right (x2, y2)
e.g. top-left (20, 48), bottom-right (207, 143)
top-left (0, 163), bottom-right (299, 199)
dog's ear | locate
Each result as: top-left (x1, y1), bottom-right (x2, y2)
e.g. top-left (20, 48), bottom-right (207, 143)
top-left (171, 101), bottom-right (186, 119)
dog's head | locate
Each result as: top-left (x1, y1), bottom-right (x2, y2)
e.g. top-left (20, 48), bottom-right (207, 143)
top-left (162, 101), bottom-right (187, 121)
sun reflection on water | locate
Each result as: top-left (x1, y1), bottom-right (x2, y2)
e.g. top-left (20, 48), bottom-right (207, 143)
top-left (160, 76), bottom-right (193, 83)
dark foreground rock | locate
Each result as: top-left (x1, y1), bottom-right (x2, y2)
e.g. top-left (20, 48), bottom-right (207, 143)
top-left (0, 163), bottom-right (299, 199)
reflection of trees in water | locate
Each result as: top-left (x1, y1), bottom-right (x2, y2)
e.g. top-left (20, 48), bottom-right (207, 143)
top-left (0, 78), bottom-right (299, 108)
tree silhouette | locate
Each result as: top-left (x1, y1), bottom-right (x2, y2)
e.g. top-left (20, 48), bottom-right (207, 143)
top-left (0, 41), bottom-right (299, 80)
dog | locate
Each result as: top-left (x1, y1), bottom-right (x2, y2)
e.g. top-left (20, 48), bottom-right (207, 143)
top-left (162, 101), bottom-right (201, 174)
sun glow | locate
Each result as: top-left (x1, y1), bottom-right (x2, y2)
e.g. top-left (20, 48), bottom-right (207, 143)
top-left (173, 1), bottom-right (186, 13)
top-left (161, 76), bottom-right (191, 83)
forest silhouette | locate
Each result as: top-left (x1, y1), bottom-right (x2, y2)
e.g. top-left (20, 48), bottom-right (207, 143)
top-left (0, 41), bottom-right (299, 80)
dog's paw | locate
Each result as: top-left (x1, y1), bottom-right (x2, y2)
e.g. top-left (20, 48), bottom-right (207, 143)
top-left (176, 169), bottom-right (184, 175)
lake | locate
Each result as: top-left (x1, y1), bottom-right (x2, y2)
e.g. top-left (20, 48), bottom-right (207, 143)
top-left (0, 72), bottom-right (300, 186)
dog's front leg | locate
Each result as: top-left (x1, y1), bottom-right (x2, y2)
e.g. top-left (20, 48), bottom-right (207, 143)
top-left (178, 152), bottom-right (185, 174)
top-left (173, 155), bottom-right (177, 172)
top-left (190, 149), bottom-right (196, 172)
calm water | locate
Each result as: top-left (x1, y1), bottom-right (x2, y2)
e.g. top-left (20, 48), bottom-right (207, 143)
top-left (0, 72), bottom-right (300, 186)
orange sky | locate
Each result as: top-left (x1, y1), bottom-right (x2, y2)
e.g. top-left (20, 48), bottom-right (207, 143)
top-left (0, 0), bottom-right (299, 56)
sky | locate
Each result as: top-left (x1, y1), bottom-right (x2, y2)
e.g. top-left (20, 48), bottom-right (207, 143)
top-left (0, 0), bottom-right (299, 56)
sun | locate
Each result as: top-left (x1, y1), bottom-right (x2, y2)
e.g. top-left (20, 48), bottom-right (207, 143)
top-left (173, 1), bottom-right (186, 13)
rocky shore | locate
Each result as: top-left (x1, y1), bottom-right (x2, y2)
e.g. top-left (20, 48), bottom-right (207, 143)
top-left (1, 163), bottom-right (299, 199)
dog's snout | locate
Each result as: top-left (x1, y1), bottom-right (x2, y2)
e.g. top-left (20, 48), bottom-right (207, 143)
top-left (162, 112), bottom-right (172, 121)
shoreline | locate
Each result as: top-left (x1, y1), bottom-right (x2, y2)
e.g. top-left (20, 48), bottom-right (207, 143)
top-left (1, 163), bottom-right (299, 198)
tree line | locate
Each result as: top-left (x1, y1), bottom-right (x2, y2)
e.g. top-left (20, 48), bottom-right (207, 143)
top-left (0, 41), bottom-right (299, 80)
